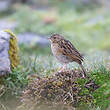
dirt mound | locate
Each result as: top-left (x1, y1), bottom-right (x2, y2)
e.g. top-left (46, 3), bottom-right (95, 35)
top-left (18, 70), bottom-right (99, 110)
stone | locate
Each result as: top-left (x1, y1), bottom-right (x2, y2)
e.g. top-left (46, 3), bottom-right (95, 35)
top-left (0, 0), bottom-right (11, 12)
top-left (0, 30), bottom-right (19, 76)
top-left (0, 19), bottom-right (18, 31)
top-left (18, 32), bottom-right (49, 47)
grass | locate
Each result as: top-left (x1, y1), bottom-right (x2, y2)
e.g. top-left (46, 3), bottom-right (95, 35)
top-left (90, 66), bottom-right (110, 110)
top-left (0, 49), bottom-right (109, 110)
top-left (1, 62), bottom-right (110, 110)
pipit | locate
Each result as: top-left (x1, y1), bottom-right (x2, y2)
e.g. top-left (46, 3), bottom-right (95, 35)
top-left (49, 34), bottom-right (86, 78)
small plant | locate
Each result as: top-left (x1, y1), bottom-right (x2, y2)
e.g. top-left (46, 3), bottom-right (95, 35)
top-left (2, 66), bottom-right (29, 95)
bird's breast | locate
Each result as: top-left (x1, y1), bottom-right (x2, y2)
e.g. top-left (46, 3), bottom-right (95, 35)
top-left (51, 43), bottom-right (71, 64)
top-left (51, 43), bottom-right (60, 55)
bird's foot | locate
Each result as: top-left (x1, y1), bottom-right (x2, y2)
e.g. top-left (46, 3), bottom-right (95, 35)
top-left (58, 68), bottom-right (65, 73)
top-left (82, 75), bottom-right (86, 79)
top-left (81, 72), bottom-right (87, 79)
top-left (58, 68), bottom-right (71, 73)
top-left (58, 64), bottom-right (67, 73)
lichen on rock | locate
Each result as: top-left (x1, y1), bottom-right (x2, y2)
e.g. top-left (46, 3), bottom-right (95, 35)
top-left (0, 29), bottom-right (19, 76)
top-left (5, 29), bottom-right (19, 70)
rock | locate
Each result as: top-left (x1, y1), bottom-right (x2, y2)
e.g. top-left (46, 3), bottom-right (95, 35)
top-left (18, 32), bottom-right (49, 47)
top-left (0, 19), bottom-right (18, 31)
top-left (0, 30), bottom-right (19, 76)
top-left (0, 0), bottom-right (11, 12)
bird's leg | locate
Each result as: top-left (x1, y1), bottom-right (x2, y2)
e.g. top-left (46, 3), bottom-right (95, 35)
top-left (63, 64), bottom-right (67, 70)
top-left (59, 64), bottom-right (67, 72)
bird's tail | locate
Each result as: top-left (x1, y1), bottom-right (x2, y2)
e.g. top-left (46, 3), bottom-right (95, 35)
top-left (79, 64), bottom-right (86, 78)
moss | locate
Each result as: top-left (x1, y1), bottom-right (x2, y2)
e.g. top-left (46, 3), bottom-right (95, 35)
top-left (4, 29), bottom-right (19, 70)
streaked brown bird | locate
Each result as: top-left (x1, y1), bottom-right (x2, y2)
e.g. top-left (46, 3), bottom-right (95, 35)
top-left (49, 34), bottom-right (86, 78)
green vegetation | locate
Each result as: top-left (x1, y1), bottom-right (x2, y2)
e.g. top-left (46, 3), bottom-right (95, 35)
top-left (8, 5), bottom-right (110, 51)
top-left (0, 51), bottom-right (110, 110)
top-left (90, 66), bottom-right (110, 110)
top-left (1, 61), bottom-right (110, 110)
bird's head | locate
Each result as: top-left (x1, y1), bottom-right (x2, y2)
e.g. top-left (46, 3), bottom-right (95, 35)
top-left (49, 34), bottom-right (63, 43)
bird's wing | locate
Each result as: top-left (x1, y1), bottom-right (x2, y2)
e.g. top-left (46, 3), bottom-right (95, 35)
top-left (58, 39), bottom-right (83, 62)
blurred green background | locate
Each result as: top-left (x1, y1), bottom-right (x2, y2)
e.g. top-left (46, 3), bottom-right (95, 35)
top-left (0, 0), bottom-right (110, 53)
top-left (0, 0), bottom-right (110, 110)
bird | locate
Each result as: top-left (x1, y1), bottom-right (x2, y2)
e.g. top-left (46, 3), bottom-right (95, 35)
top-left (49, 34), bottom-right (86, 78)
